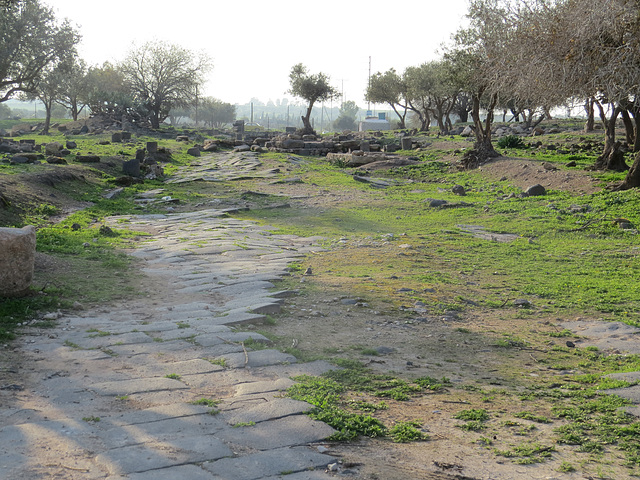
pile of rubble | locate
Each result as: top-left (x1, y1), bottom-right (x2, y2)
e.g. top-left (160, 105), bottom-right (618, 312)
top-left (222, 131), bottom-right (429, 159)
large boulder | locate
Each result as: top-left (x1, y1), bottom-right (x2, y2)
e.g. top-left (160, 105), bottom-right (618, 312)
top-left (0, 225), bottom-right (36, 297)
top-left (45, 142), bottom-right (63, 155)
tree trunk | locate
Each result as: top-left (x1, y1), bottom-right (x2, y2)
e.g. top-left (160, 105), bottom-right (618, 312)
top-left (41, 97), bottom-right (53, 135)
top-left (301, 102), bottom-right (315, 135)
top-left (584, 97), bottom-right (595, 132)
top-left (434, 103), bottom-right (448, 135)
top-left (629, 106), bottom-right (640, 152)
top-left (150, 108), bottom-right (160, 129)
top-left (621, 109), bottom-right (635, 146)
top-left (391, 104), bottom-right (406, 129)
top-left (42, 106), bottom-right (51, 135)
top-left (461, 91), bottom-right (499, 169)
top-left (616, 151), bottom-right (640, 190)
top-left (593, 102), bottom-right (627, 171)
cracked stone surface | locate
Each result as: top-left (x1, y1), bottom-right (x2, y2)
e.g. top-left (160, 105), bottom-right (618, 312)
top-left (0, 154), bottom-right (338, 479)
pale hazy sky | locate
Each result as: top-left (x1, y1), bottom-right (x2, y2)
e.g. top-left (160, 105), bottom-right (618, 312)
top-left (51, 0), bottom-right (469, 107)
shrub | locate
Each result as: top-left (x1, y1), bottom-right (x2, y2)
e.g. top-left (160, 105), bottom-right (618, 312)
top-left (497, 135), bottom-right (526, 149)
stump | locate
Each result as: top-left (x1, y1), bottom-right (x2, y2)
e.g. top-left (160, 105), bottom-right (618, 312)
top-left (0, 225), bottom-right (36, 297)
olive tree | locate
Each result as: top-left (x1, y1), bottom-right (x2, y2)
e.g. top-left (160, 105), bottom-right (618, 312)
top-left (333, 100), bottom-right (360, 132)
top-left (199, 97), bottom-right (236, 128)
top-left (54, 57), bottom-right (88, 121)
top-left (482, 0), bottom-right (640, 186)
top-left (445, 0), bottom-right (540, 166)
top-left (1, 0), bottom-right (80, 102)
top-left (21, 63), bottom-right (64, 134)
top-left (365, 69), bottom-right (410, 128)
top-left (83, 62), bottom-right (135, 119)
top-left (287, 63), bottom-right (339, 135)
top-left (120, 41), bottom-right (212, 129)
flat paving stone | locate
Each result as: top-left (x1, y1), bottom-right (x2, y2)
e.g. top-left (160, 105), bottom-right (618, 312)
top-left (218, 349), bottom-right (298, 369)
top-left (202, 446), bottom-right (335, 480)
top-left (121, 464), bottom-right (218, 480)
top-left (95, 435), bottom-right (232, 475)
top-left (217, 416), bottom-right (335, 450)
top-left (226, 398), bottom-right (314, 424)
top-left (0, 164), bottom-right (335, 479)
top-left (234, 378), bottom-right (296, 396)
top-left (90, 377), bottom-right (189, 396)
top-left (106, 403), bottom-right (215, 426)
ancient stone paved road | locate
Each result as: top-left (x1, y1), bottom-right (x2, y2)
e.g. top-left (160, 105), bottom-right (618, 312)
top-left (0, 152), bottom-right (341, 479)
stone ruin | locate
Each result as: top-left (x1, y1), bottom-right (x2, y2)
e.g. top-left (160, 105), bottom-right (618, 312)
top-left (0, 225), bottom-right (36, 297)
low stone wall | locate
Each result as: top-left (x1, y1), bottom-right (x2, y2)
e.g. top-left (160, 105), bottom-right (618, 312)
top-left (0, 225), bottom-right (36, 297)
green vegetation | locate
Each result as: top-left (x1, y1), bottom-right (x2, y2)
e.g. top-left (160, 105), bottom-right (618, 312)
top-left (494, 442), bottom-right (555, 464)
top-left (287, 360), bottom-right (448, 442)
top-left (190, 398), bottom-right (221, 408)
top-left (497, 135), bottom-right (527, 149)
top-left (232, 421), bottom-right (256, 428)
top-left (3, 120), bottom-right (640, 476)
top-left (389, 421), bottom-right (429, 443)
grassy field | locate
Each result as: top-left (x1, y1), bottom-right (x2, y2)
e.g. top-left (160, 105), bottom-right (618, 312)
top-left (2, 120), bottom-right (640, 476)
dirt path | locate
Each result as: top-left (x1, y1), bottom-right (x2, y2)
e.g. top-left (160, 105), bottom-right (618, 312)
top-left (2, 150), bottom-right (639, 479)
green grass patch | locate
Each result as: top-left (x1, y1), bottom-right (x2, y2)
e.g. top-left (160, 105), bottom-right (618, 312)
top-left (287, 360), bottom-right (438, 442)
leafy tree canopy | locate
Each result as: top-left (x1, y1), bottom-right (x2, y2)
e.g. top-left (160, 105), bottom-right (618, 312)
top-left (0, 0), bottom-right (80, 102)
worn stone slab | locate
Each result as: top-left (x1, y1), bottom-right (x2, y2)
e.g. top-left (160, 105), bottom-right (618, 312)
top-left (216, 416), bottom-right (335, 450)
top-left (105, 339), bottom-right (197, 356)
top-left (61, 331), bottom-right (154, 349)
top-left (122, 464), bottom-right (218, 480)
top-left (107, 403), bottom-right (215, 426)
top-left (202, 446), bottom-right (335, 480)
top-left (216, 332), bottom-right (271, 344)
top-left (95, 435), bottom-right (232, 475)
top-left (562, 320), bottom-right (640, 353)
top-left (223, 298), bottom-right (284, 312)
top-left (100, 415), bottom-right (227, 448)
top-left (605, 385), bottom-right (640, 404)
top-left (193, 334), bottom-right (236, 348)
top-left (258, 360), bottom-right (337, 379)
top-left (90, 377), bottom-right (188, 396)
top-left (218, 349), bottom-right (298, 369)
top-left (209, 280), bottom-right (276, 296)
top-left (201, 311), bottom-right (267, 326)
top-left (227, 398), bottom-right (313, 425)
top-left (263, 471), bottom-right (335, 480)
top-left (234, 378), bottom-right (296, 396)
top-left (148, 327), bottom-right (201, 341)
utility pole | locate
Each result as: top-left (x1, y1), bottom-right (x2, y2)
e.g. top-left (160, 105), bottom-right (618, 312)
top-left (368, 56), bottom-right (372, 112)
top-left (194, 85), bottom-right (199, 127)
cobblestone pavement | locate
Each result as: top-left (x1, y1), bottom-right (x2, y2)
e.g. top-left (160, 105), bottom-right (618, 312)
top-left (0, 153), bottom-right (341, 479)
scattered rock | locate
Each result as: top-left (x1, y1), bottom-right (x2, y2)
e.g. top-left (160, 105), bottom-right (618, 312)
top-left (44, 142), bottom-right (63, 155)
top-left (103, 188), bottom-right (124, 200)
top-left (122, 158), bottom-right (141, 177)
top-left (452, 184), bottom-right (466, 196)
top-left (46, 156), bottom-right (67, 164)
top-left (425, 198), bottom-right (449, 208)
top-left (514, 299), bottom-right (531, 307)
top-left (525, 184), bottom-right (546, 196)
top-left (0, 225), bottom-right (36, 297)
top-left (98, 225), bottom-right (116, 236)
